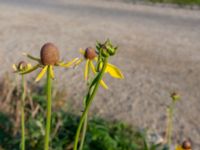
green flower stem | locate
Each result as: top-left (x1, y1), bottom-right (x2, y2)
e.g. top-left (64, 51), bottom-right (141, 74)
top-left (73, 58), bottom-right (108, 150)
top-left (20, 75), bottom-right (26, 150)
top-left (44, 66), bottom-right (52, 150)
top-left (78, 114), bottom-right (88, 150)
top-left (167, 101), bottom-right (175, 146)
top-left (79, 63), bottom-right (91, 150)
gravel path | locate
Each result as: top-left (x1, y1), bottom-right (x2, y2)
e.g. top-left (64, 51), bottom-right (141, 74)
top-left (0, 0), bottom-right (200, 147)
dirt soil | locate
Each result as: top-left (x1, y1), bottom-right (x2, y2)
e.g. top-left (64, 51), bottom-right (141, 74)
top-left (0, 0), bottom-right (200, 148)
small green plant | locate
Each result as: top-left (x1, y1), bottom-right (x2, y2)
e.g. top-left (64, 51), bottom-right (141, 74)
top-left (0, 84), bottom-right (148, 150)
top-left (73, 40), bottom-right (124, 150)
top-left (19, 43), bottom-right (79, 150)
top-left (9, 40), bottom-right (192, 150)
top-left (13, 61), bottom-right (33, 150)
top-left (166, 92), bottom-right (181, 146)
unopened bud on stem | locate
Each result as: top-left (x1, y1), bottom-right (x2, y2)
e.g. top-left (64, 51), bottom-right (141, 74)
top-left (97, 39), bottom-right (117, 57)
top-left (18, 61), bottom-right (28, 70)
top-left (170, 92), bottom-right (180, 102)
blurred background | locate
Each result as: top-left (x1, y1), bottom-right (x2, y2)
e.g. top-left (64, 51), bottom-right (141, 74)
top-left (0, 0), bottom-right (200, 149)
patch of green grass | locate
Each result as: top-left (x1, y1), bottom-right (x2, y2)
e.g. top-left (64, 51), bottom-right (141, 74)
top-left (0, 88), bottom-right (146, 150)
top-left (0, 111), bottom-right (145, 150)
top-left (147, 0), bottom-right (200, 5)
top-left (0, 83), bottom-right (169, 150)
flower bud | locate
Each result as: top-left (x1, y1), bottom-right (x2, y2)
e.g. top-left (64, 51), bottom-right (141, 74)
top-left (40, 43), bottom-right (59, 65)
top-left (97, 40), bottom-right (117, 57)
top-left (182, 140), bottom-right (192, 149)
top-left (84, 47), bottom-right (97, 60)
top-left (18, 61), bottom-right (27, 70)
top-left (170, 92), bottom-right (180, 102)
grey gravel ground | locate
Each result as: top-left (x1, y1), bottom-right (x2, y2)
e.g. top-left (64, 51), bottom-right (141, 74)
top-left (0, 0), bottom-right (200, 148)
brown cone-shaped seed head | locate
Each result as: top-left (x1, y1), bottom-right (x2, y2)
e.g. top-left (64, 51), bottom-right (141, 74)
top-left (182, 140), bottom-right (191, 149)
top-left (40, 43), bottom-right (59, 65)
top-left (84, 47), bottom-right (97, 60)
top-left (18, 61), bottom-right (27, 70)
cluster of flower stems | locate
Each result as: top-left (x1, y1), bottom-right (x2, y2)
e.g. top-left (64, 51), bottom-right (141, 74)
top-left (14, 40), bottom-right (124, 150)
top-left (14, 40), bottom-right (189, 150)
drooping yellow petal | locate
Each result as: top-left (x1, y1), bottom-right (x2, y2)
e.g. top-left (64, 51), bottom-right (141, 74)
top-left (100, 80), bottom-right (108, 89)
top-left (106, 63), bottom-right (124, 79)
top-left (84, 60), bottom-right (89, 80)
top-left (20, 64), bottom-right (40, 75)
top-left (89, 61), bottom-right (97, 74)
top-left (58, 59), bottom-right (82, 68)
top-left (74, 58), bottom-right (82, 67)
top-left (23, 53), bottom-right (40, 62)
top-left (12, 64), bottom-right (17, 71)
top-left (49, 65), bottom-right (55, 79)
top-left (175, 145), bottom-right (183, 150)
top-left (35, 66), bottom-right (48, 82)
top-left (79, 48), bottom-right (85, 55)
top-left (55, 61), bottom-right (66, 67)
top-left (59, 58), bottom-right (79, 68)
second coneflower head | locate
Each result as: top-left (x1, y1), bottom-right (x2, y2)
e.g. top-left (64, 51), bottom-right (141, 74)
top-left (20, 42), bottom-right (79, 82)
top-left (77, 40), bottom-right (124, 89)
top-left (84, 47), bottom-right (97, 60)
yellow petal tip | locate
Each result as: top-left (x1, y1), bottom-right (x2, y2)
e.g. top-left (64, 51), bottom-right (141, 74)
top-left (106, 63), bottom-right (124, 79)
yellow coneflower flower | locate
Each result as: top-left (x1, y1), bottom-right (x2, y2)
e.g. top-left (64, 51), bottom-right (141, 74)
top-left (17, 42), bottom-right (80, 150)
top-left (20, 42), bottom-right (79, 82)
top-left (73, 40), bottom-right (124, 150)
top-left (12, 61), bottom-right (32, 73)
top-left (78, 47), bottom-right (124, 89)
top-left (176, 140), bottom-right (192, 150)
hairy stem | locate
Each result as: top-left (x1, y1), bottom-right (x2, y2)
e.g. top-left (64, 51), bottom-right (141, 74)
top-left (44, 66), bottom-right (52, 150)
top-left (73, 58), bottom-right (108, 150)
